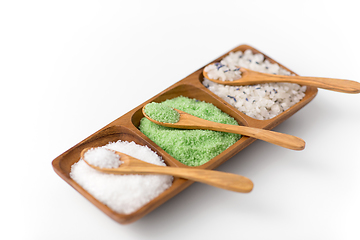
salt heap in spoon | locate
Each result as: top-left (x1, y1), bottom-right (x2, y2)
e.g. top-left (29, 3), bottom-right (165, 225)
top-left (83, 147), bottom-right (122, 168)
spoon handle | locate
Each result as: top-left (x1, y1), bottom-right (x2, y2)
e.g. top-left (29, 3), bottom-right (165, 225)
top-left (96, 166), bottom-right (254, 193)
top-left (245, 70), bottom-right (360, 94)
top-left (201, 120), bottom-right (305, 150)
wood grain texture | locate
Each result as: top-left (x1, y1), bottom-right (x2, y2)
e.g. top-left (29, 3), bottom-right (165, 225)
top-left (204, 67), bottom-right (360, 93)
top-left (52, 44), bottom-right (318, 224)
top-left (81, 148), bottom-right (254, 193)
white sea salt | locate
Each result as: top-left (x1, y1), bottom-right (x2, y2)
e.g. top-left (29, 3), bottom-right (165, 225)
top-left (70, 141), bottom-right (173, 215)
top-left (203, 49), bottom-right (307, 120)
top-left (83, 147), bottom-right (122, 169)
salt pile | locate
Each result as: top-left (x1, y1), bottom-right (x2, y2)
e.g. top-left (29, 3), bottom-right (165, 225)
top-left (144, 102), bottom-right (180, 123)
top-left (70, 141), bottom-right (173, 214)
top-left (203, 49), bottom-right (306, 120)
top-left (83, 147), bottom-right (122, 168)
top-left (139, 96), bottom-right (240, 167)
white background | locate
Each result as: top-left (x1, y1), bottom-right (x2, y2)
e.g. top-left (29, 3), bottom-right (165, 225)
top-left (1, 0), bottom-right (359, 239)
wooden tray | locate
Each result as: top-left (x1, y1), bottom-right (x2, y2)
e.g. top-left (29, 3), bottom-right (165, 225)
top-left (52, 44), bottom-right (318, 224)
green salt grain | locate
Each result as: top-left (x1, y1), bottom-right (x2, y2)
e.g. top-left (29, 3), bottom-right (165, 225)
top-left (144, 102), bottom-right (180, 123)
top-left (139, 96), bottom-right (241, 167)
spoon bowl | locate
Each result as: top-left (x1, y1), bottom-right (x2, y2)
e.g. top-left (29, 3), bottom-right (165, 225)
top-left (80, 147), bottom-right (254, 193)
top-left (142, 106), bottom-right (305, 150)
top-left (203, 66), bottom-right (360, 94)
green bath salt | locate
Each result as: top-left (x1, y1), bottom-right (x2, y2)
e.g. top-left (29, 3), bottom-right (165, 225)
top-left (139, 96), bottom-right (241, 166)
top-left (144, 102), bottom-right (180, 123)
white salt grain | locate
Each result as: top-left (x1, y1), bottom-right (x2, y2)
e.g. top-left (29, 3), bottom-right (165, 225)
top-left (70, 141), bottom-right (173, 215)
top-left (203, 49), bottom-right (306, 120)
top-left (83, 147), bottom-right (121, 169)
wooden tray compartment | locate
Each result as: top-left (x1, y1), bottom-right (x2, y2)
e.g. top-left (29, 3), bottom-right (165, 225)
top-left (52, 44), bottom-right (318, 224)
top-left (196, 44), bottom-right (318, 129)
top-left (130, 83), bottom-right (251, 170)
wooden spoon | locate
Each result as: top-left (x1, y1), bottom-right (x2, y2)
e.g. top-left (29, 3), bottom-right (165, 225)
top-left (80, 148), bottom-right (254, 193)
top-left (203, 66), bottom-right (360, 94)
top-left (142, 107), bottom-right (305, 150)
